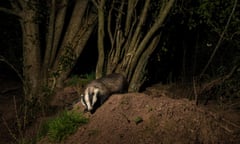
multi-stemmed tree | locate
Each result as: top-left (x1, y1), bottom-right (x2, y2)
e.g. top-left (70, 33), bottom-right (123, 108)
top-left (94, 0), bottom-right (175, 91)
top-left (0, 0), bottom-right (175, 104)
top-left (0, 0), bottom-right (97, 104)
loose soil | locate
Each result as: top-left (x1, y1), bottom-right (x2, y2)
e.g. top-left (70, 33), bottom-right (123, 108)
top-left (1, 77), bottom-right (240, 144)
top-left (40, 84), bottom-right (240, 144)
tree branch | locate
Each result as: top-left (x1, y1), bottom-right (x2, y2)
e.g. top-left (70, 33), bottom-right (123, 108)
top-left (125, 0), bottom-right (139, 36)
top-left (199, 64), bottom-right (240, 105)
top-left (107, 0), bottom-right (126, 74)
top-left (0, 7), bottom-right (22, 18)
top-left (123, 0), bottom-right (150, 77)
top-left (9, 0), bottom-right (25, 16)
top-left (50, 0), bottom-right (68, 66)
top-left (91, 0), bottom-right (100, 9)
top-left (128, 0), bottom-right (175, 78)
top-left (43, 0), bottom-right (56, 82)
top-left (123, 10), bottom-right (137, 52)
top-left (0, 56), bottom-right (24, 85)
top-left (107, 1), bottom-right (114, 47)
top-left (53, 0), bottom-right (88, 68)
top-left (17, 0), bottom-right (25, 9)
top-left (129, 35), bottom-right (161, 92)
top-left (200, 0), bottom-right (238, 78)
top-left (128, 0), bottom-right (150, 52)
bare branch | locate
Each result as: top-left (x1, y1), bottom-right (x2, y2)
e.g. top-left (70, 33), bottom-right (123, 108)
top-left (0, 7), bottom-right (22, 18)
top-left (120, 0), bottom-right (151, 76)
top-left (123, 10), bottom-right (137, 52)
top-left (128, 0), bottom-right (175, 78)
top-left (17, 0), bottom-right (25, 8)
top-left (43, 0), bottom-right (56, 80)
top-left (50, 0), bottom-right (68, 66)
top-left (200, 0), bottom-right (238, 77)
top-left (91, 0), bottom-right (100, 9)
top-left (107, 1), bottom-right (115, 46)
top-left (9, 0), bottom-right (21, 10)
top-left (113, 1), bottom-right (125, 42)
top-left (9, 0), bottom-right (25, 15)
top-left (108, 0), bottom-right (125, 68)
top-left (128, 0), bottom-right (150, 52)
top-left (0, 56), bottom-right (24, 85)
top-left (125, 0), bottom-right (139, 35)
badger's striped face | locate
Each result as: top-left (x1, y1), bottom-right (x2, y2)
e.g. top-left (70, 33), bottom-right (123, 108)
top-left (81, 87), bottom-right (99, 112)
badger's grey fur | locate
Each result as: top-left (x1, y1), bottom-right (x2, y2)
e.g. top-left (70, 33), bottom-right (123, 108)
top-left (81, 73), bottom-right (128, 113)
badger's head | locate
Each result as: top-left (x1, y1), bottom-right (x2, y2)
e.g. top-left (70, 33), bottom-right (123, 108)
top-left (80, 87), bottom-right (99, 113)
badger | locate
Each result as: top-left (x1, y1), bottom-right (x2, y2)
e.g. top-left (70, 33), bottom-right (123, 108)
top-left (81, 73), bottom-right (128, 113)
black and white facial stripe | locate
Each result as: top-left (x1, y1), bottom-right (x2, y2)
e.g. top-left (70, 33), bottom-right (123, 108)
top-left (81, 87), bottom-right (99, 112)
top-left (80, 73), bottom-right (128, 113)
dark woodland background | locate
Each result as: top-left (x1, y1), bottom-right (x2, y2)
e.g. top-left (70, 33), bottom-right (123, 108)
top-left (0, 0), bottom-right (239, 143)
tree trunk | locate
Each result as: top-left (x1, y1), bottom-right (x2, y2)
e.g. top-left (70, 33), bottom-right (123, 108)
top-left (20, 3), bottom-right (41, 102)
top-left (129, 35), bottom-right (161, 92)
top-left (95, 0), bottom-right (106, 78)
top-left (2, 0), bottom-right (97, 103)
top-left (52, 0), bottom-right (97, 88)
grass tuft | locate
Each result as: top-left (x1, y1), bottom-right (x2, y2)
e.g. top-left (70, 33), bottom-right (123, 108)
top-left (38, 110), bottom-right (88, 142)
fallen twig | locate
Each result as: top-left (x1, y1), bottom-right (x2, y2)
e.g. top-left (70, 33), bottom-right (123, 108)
top-left (198, 108), bottom-right (240, 133)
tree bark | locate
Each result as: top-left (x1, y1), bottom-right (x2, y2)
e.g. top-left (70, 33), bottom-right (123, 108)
top-left (49, 0), bottom-right (68, 67)
top-left (43, 0), bottom-right (56, 85)
top-left (129, 35), bottom-right (161, 92)
top-left (95, 0), bottom-right (106, 78)
top-left (20, 2), bottom-right (41, 101)
top-left (53, 0), bottom-right (97, 88)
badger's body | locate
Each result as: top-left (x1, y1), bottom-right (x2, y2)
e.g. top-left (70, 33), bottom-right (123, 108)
top-left (81, 73), bottom-right (128, 113)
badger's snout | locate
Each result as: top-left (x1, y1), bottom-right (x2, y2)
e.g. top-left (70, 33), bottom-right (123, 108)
top-left (83, 107), bottom-right (92, 113)
top-left (86, 106), bottom-right (93, 112)
top-left (83, 106), bottom-right (95, 114)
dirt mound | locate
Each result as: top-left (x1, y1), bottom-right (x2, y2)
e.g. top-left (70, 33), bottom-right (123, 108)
top-left (2, 78), bottom-right (240, 144)
top-left (58, 92), bottom-right (240, 144)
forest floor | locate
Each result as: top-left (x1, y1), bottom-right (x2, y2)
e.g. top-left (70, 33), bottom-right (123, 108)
top-left (1, 76), bottom-right (240, 144)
